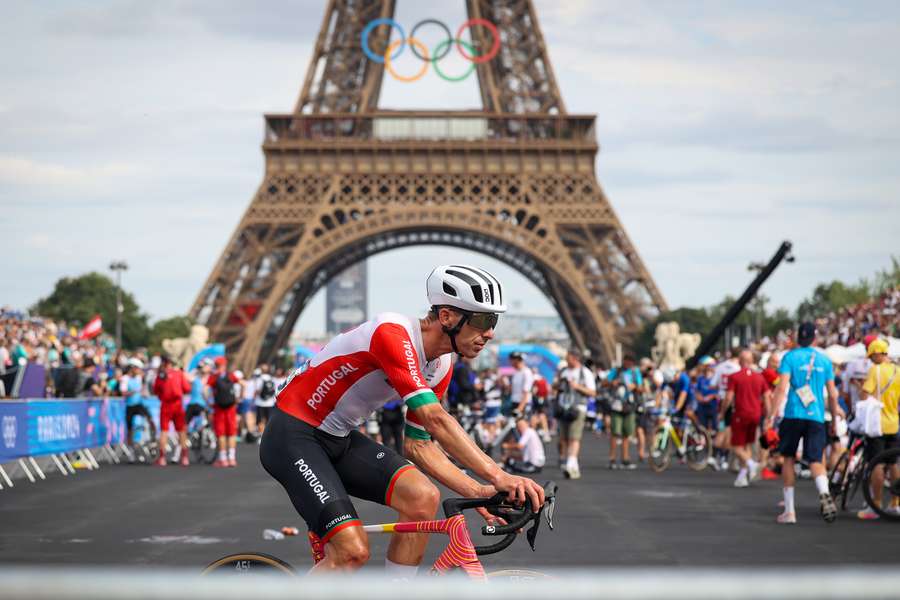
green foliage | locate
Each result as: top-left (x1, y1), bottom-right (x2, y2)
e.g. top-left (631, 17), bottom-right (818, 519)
top-left (31, 272), bottom-right (150, 349)
top-left (148, 315), bottom-right (194, 356)
top-left (796, 280), bottom-right (872, 320)
top-left (873, 256), bottom-right (900, 294)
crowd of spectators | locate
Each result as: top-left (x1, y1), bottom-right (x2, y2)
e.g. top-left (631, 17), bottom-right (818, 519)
top-left (805, 286), bottom-right (899, 347)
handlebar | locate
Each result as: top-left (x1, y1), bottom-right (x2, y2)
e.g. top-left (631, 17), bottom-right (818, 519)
top-left (441, 481), bottom-right (558, 556)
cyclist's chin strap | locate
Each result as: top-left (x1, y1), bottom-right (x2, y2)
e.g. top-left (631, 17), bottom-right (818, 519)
top-left (441, 312), bottom-right (469, 356)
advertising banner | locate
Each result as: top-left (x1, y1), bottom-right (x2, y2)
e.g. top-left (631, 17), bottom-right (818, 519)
top-left (0, 398), bottom-right (126, 462)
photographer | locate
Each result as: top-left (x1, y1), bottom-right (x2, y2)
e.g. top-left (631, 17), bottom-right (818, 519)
top-left (606, 355), bottom-right (642, 470)
top-left (553, 349), bottom-right (596, 480)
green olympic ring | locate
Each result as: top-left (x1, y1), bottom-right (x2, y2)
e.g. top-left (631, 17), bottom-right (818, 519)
top-left (431, 38), bottom-right (479, 82)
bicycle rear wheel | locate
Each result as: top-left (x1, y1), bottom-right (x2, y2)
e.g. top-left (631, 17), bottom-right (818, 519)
top-left (861, 447), bottom-right (900, 521)
top-left (829, 450), bottom-right (850, 507)
top-left (202, 552), bottom-right (295, 575)
top-left (190, 427), bottom-right (218, 464)
top-left (649, 427), bottom-right (672, 473)
top-left (685, 428), bottom-right (712, 471)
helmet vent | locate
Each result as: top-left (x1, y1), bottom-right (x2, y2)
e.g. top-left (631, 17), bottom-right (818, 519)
top-left (442, 282), bottom-right (458, 297)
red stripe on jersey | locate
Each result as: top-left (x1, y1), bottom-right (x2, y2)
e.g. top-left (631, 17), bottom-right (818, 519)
top-left (432, 367), bottom-right (452, 400)
top-left (276, 351), bottom-right (375, 426)
top-left (368, 323), bottom-right (430, 399)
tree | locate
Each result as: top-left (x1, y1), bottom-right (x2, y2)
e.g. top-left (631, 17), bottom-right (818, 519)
top-left (873, 256), bottom-right (900, 294)
top-left (796, 280), bottom-right (871, 320)
top-left (148, 315), bottom-right (194, 355)
top-left (31, 272), bottom-right (150, 349)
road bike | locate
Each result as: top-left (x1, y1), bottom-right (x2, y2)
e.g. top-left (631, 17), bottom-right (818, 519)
top-left (648, 410), bottom-right (712, 473)
top-left (828, 432), bottom-right (867, 511)
top-left (203, 481), bottom-right (558, 579)
top-left (187, 406), bottom-right (218, 465)
top-left (861, 446), bottom-right (900, 521)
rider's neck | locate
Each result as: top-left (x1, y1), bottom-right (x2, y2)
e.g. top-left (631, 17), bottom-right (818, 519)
top-left (420, 317), bottom-right (453, 362)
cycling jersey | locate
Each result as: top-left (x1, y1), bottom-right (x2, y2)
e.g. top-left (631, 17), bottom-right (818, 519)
top-left (276, 313), bottom-right (451, 438)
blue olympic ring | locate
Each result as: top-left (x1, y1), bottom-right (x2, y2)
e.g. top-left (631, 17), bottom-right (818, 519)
top-left (360, 18), bottom-right (406, 64)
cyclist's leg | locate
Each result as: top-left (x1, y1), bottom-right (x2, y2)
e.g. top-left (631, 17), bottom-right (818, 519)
top-left (258, 408), bottom-right (367, 571)
top-left (334, 430), bottom-right (439, 570)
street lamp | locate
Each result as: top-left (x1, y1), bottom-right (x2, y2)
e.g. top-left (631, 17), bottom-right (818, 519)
top-left (109, 260), bottom-right (129, 350)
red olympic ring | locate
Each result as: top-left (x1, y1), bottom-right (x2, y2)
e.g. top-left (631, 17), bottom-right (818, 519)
top-left (455, 19), bottom-right (500, 64)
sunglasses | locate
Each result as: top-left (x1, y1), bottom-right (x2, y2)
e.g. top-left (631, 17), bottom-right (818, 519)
top-left (463, 311), bottom-right (500, 332)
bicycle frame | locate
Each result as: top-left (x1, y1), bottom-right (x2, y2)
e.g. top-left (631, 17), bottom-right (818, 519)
top-left (360, 515), bottom-right (486, 579)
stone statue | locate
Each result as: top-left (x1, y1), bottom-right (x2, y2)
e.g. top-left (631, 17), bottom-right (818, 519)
top-left (162, 325), bottom-right (209, 369)
top-left (651, 322), bottom-right (701, 370)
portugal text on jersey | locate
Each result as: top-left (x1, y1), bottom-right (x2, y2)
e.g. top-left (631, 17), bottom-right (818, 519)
top-left (276, 313), bottom-right (451, 437)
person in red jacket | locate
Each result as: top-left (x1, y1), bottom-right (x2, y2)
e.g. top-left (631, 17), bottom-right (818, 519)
top-left (721, 350), bottom-right (771, 488)
top-left (153, 356), bottom-right (192, 467)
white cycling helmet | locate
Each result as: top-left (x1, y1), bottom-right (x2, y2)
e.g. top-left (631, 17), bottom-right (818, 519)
top-left (426, 265), bottom-right (507, 314)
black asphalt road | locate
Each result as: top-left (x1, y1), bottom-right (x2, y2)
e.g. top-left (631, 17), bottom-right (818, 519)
top-left (0, 433), bottom-right (896, 569)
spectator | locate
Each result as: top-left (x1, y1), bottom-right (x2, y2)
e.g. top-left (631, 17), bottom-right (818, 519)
top-left (153, 356), bottom-right (191, 466)
top-left (209, 356), bottom-right (240, 467)
top-left (554, 349), bottom-right (596, 480)
top-left (531, 370), bottom-right (552, 443)
top-left (857, 338), bottom-right (900, 520)
top-left (711, 352), bottom-right (741, 471)
top-left (606, 355), bottom-right (641, 470)
top-left (501, 418), bottom-right (546, 474)
top-left (721, 350), bottom-right (770, 487)
top-left (255, 364), bottom-right (277, 435)
top-left (768, 322), bottom-right (842, 524)
top-left (510, 352), bottom-right (534, 417)
top-left (123, 359), bottom-right (156, 449)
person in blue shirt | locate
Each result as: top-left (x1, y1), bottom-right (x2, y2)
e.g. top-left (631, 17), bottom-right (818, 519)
top-left (768, 322), bottom-right (842, 525)
top-left (123, 361), bottom-right (156, 447)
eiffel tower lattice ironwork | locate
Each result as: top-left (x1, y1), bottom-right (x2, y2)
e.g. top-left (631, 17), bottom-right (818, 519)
top-left (190, 0), bottom-right (668, 370)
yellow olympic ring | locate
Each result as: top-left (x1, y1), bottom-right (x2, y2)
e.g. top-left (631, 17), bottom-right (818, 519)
top-left (384, 37), bottom-right (429, 82)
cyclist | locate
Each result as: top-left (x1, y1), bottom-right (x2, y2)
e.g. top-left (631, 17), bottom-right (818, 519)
top-left (259, 265), bottom-right (545, 576)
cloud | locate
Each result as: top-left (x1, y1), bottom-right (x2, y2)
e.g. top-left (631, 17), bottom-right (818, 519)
top-left (44, 0), bottom-right (321, 42)
top-left (0, 157), bottom-right (144, 189)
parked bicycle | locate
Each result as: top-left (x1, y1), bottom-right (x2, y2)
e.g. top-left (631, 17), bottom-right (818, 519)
top-left (203, 482), bottom-right (558, 579)
top-left (648, 409), bottom-right (712, 473)
top-left (828, 432), bottom-right (867, 511)
top-left (861, 446), bottom-right (900, 521)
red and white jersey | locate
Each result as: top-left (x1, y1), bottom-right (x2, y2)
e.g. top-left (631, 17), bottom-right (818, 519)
top-left (277, 313), bottom-right (451, 437)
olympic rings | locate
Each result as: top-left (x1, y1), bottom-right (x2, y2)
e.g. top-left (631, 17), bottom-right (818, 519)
top-left (456, 19), bottom-right (500, 64)
top-left (360, 17), bottom-right (500, 82)
top-left (360, 18), bottom-right (406, 64)
top-left (384, 37), bottom-right (430, 83)
top-left (410, 19), bottom-right (452, 61)
top-left (432, 39), bottom-right (477, 83)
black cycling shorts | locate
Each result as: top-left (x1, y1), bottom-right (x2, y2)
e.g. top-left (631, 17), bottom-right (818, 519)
top-left (259, 407), bottom-right (415, 542)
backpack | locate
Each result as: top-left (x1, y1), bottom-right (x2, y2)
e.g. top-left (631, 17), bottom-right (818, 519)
top-left (213, 373), bottom-right (236, 408)
top-left (259, 378), bottom-right (276, 400)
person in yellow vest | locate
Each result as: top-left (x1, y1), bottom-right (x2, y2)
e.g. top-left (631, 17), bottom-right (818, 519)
top-left (858, 338), bottom-right (900, 520)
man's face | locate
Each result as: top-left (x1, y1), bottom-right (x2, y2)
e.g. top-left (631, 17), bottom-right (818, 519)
top-left (516, 419), bottom-right (528, 435)
top-left (871, 353), bottom-right (887, 365)
top-left (566, 353), bottom-right (579, 369)
top-left (441, 309), bottom-right (495, 359)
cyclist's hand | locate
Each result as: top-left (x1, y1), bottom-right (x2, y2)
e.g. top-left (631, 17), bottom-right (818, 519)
top-left (476, 507), bottom-right (508, 527)
top-left (493, 471), bottom-right (545, 512)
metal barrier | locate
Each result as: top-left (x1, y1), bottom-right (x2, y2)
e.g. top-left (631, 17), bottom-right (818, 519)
top-left (0, 568), bottom-right (896, 599)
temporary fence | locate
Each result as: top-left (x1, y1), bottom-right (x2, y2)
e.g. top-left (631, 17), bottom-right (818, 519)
top-left (0, 397), bottom-right (127, 489)
top-left (0, 567), bottom-right (897, 600)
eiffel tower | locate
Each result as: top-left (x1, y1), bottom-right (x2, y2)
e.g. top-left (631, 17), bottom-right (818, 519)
top-left (190, 0), bottom-right (668, 370)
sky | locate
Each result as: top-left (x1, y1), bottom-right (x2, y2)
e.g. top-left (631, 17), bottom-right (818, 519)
top-left (2, 1), bottom-right (899, 336)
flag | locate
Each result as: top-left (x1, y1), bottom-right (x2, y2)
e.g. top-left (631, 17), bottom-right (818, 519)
top-left (79, 315), bottom-right (103, 340)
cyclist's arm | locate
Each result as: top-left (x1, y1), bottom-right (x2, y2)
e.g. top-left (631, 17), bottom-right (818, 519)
top-left (410, 402), bottom-right (544, 509)
top-left (674, 390), bottom-right (687, 413)
top-left (403, 435), bottom-right (494, 499)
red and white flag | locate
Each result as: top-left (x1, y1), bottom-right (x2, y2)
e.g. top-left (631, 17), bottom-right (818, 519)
top-left (79, 315), bottom-right (103, 340)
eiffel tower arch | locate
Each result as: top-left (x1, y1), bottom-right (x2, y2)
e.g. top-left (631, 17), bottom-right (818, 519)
top-left (190, 0), bottom-right (668, 371)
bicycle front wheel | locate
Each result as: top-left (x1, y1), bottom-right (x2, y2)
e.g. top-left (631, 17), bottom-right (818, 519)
top-left (202, 552), bottom-right (295, 575)
top-left (861, 447), bottom-right (900, 521)
top-left (829, 450), bottom-right (850, 507)
top-left (649, 427), bottom-right (672, 473)
top-left (685, 428), bottom-right (712, 471)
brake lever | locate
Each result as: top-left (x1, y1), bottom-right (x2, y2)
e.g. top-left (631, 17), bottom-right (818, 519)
top-left (526, 511), bottom-right (541, 551)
